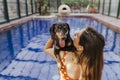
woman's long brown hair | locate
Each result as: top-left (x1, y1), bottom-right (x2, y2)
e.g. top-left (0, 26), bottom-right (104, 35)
top-left (79, 27), bottom-right (105, 80)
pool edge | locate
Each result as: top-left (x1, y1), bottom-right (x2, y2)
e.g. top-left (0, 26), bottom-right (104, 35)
top-left (0, 13), bottom-right (120, 33)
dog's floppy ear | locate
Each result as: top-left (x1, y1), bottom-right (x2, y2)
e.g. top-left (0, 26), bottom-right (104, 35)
top-left (65, 23), bottom-right (70, 31)
top-left (50, 23), bottom-right (56, 39)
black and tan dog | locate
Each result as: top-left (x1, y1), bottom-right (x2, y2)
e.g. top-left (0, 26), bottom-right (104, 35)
top-left (50, 23), bottom-right (76, 68)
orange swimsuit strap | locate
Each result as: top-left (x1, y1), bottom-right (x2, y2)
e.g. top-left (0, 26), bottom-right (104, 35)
top-left (60, 51), bottom-right (73, 80)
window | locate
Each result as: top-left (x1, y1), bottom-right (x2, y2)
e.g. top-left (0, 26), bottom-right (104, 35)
top-left (27, 0), bottom-right (32, 14)
top-left (32, 0), bottom-right (36, 13)
top-left (0, 0), bottom-right (36, 24)
top-left (7, 0), bottom-right (18, 19)
top-left (99, 0), bottom-right (103, 13)
top-left (110, 0), bottom-right (119, 17)
top-left (119, 0), bottom-right (120, 18)
top-left (50, 0), bottom-right (58, 13)
top-left (0, 0), bottom-right (6, 22)
top-left (19, 0), bottom-right (26, 16)
top-left (104, 0), bottom-right (110, 15)
top-left (119, 8), bottom-right (120, 18)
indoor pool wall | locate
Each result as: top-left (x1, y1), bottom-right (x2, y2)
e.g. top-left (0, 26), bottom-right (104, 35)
top-left (0, 16), bottom-right (120, 80)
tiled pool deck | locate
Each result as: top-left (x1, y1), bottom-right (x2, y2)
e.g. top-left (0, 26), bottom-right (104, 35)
top-left (0, 13), bottom-right (120, 80)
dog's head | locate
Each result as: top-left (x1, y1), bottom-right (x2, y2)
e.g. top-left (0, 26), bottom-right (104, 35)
top-left (50, 23), bottom-right (70, 47)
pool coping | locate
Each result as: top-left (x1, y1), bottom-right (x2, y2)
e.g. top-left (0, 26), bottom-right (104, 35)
top-left (0, 13), bottom-right (120, 33)
top-left (69, 13), bottom-right (120, 33)
top-left (0, 16), bottom-right (33, 32)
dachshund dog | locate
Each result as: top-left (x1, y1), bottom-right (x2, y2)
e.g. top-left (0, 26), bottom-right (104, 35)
top-left (50, 23), bottom-right (76, 68)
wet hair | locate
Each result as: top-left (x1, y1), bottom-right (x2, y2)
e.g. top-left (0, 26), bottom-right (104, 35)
top-left (78, 27), bottom-right (105, 80)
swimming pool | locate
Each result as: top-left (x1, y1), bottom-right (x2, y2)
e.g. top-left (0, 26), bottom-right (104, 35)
top-left (0, 16), bottom-right (120, 80)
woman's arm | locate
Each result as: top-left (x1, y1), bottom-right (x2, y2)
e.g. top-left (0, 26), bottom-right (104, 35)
top-left (44, 38), bottom-right (55, 59)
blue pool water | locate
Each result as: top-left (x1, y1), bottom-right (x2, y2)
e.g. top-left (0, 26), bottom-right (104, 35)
top-left (0, 17), bottom-right (120, 80)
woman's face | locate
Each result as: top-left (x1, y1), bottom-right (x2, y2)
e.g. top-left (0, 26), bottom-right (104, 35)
top-left (73, 29), bottom-right (85, 51)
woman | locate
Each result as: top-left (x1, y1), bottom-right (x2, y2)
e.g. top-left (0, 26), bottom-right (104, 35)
top-left (44, 27), bottom-right (105, 80)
